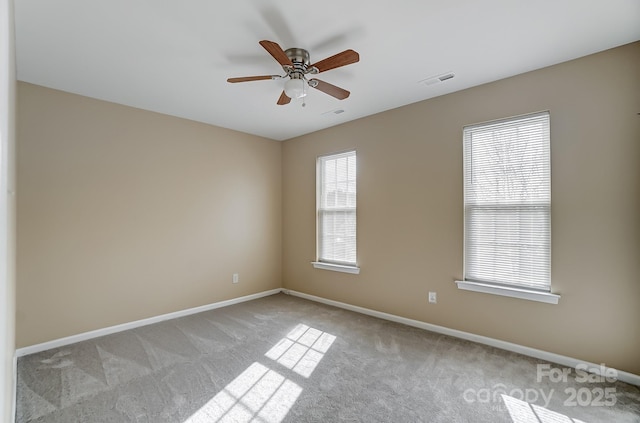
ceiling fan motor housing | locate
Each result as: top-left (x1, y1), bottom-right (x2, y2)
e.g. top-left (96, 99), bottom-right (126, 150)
top-left (285, 48), bottom-right (310, 66)
top-left (284, 48), bottom-right (317, 79)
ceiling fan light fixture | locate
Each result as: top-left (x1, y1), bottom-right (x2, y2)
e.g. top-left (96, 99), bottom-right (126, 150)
top-left (284, 78), bottom-right (307, 99)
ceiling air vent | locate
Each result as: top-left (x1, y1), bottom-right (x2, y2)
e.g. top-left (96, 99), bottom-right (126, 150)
top-left (419, 72), bottom-right (455, 86)
top-left (322, 109), bottom-right (345, 117)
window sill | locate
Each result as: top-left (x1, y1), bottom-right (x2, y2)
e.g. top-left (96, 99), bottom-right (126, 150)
top-left (311, 262), bottom-right (360, 274)
top-left (455, 280), bottom-right (560, 304)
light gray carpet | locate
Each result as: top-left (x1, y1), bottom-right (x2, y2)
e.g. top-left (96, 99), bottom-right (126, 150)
top-left (16, 293), bottom-right (640, 422)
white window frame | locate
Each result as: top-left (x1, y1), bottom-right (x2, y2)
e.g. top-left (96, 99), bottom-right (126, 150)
top-left (455, 111), bottom-right (559, 304)
top-left (311, 150), bottom-right (359, 274)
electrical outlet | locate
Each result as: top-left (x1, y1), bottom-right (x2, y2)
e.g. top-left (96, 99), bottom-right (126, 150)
top-left (232, 273), bottom-right (239, 284)
top-left (428, 292), bottom-right (437, 304)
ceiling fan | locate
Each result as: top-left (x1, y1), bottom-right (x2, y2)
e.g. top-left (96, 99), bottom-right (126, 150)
top-left (227, 40), bottom-right (359, 105)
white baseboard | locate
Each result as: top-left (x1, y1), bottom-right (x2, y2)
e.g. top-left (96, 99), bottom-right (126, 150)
top-left (283, 289), bottom-right (640, 387)
top-left (15, 287), bottom-right (640, 388)
top-left (15, 289), bottom-right (282, 357)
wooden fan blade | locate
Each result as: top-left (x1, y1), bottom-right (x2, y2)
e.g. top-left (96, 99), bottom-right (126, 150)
top-left (227, 75), bottom-right (274, 83)
top-left (310, 49), bottom-right (359, 73)
top-left (310, 79), bottom-right (350, 100)
top-left (277, 91), bottom-right (291, 105)
top-left (259, 40), bottom-right (293, 67)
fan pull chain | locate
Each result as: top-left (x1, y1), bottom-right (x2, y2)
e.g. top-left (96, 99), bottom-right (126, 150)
top-left (302, 81), bottom-right (306, 107)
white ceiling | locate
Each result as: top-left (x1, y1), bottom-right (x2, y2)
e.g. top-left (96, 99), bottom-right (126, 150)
top-left (14, 0), bottom-right (640, 141)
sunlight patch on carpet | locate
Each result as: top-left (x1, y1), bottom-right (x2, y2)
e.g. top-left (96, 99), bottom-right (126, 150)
top-left (265, 324), bottom-right (336, 378)
top-left (184, 323), bottom-right (336, 422)
top-left (183, 362), bottom-right (301, 423)
top-left (502, 394), bottom-right (588, 423)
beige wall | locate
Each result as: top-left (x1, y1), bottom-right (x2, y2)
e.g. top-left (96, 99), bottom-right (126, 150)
top-left (15, 42), bottom-right (640, 377)
top-left (282, 42), bottom-right (640, 375)
top-left (1, 0), bottom-right (16, 420)
top-left (16, 83), bottom-right (282, 348)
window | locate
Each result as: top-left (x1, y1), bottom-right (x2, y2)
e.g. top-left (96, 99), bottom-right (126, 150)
top-left (312, 151), bottom-right (359, 274)
top-left (456, 111), bottom-right (559, 304)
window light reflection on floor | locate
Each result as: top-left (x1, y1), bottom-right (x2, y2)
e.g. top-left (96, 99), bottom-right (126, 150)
top-left (265, 324), bottom-right (336, 378)
top-left (502, 394), bottom-right (588, 423)
top-left (184, 324), bottom-right (336, 423)
top-left (184, 362), bottom-right (301, 423)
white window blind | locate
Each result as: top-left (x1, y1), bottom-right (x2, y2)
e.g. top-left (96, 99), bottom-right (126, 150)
top-left (317, 151), bottom-right (357, 266)
top-left (463, 111), bottom-right (550, 291)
